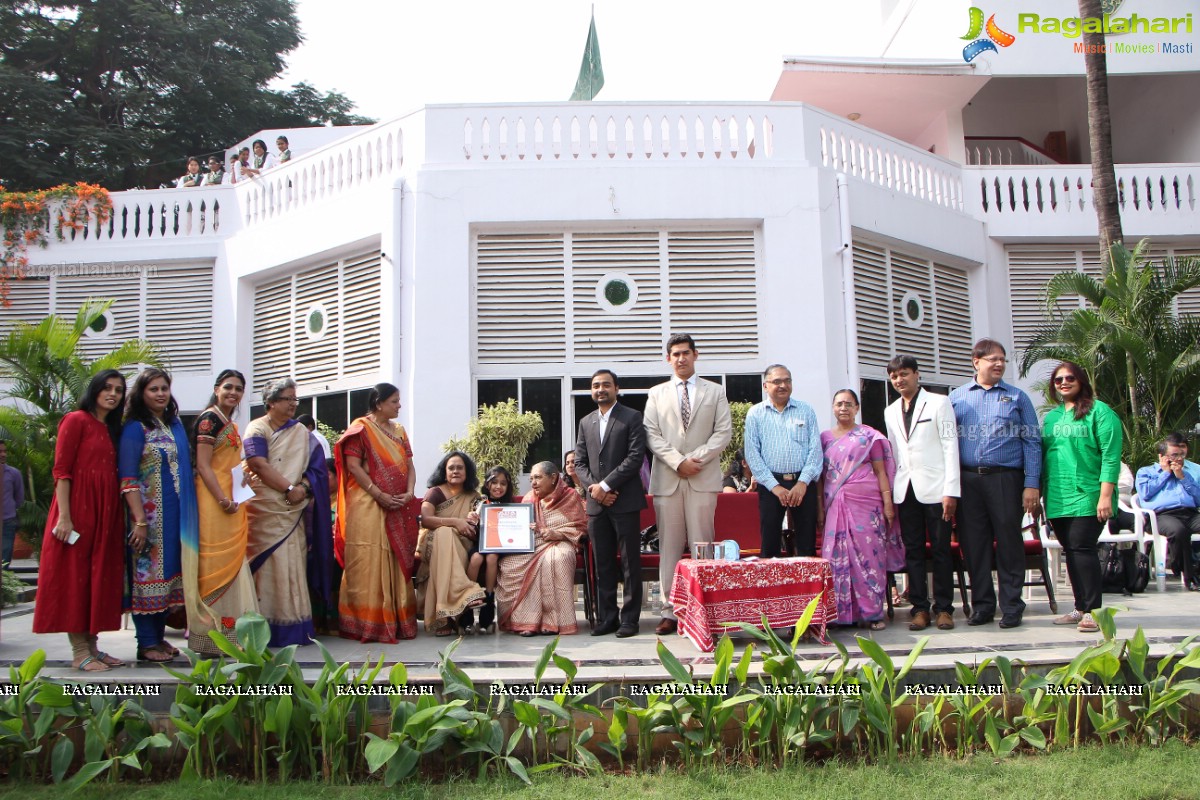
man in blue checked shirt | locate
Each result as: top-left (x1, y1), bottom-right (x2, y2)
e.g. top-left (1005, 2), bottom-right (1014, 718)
top-left (743, 365), bottom-right (823, 558)
top-left (950, 339), bottom-right (1042, 630)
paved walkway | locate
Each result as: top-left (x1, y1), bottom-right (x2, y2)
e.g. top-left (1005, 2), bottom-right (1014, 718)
top-left (4, 563), bottom-right (1196, 685)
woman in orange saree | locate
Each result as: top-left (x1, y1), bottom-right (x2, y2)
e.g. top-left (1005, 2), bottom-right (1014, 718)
top-left (334, 383), bottom-right (420, 642)
top-left (187, 369), bottom-right (259, 654)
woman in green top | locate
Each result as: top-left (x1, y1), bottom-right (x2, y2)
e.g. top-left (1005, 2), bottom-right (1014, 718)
top-left (1041, 361), bottom-right (1122, 634)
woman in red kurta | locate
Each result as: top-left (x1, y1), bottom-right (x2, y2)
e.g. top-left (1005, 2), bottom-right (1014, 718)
top-left (32, 370), bottom-right (128, 671)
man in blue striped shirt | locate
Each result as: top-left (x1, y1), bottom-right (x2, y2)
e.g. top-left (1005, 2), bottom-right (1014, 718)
top-left (950, 339), bottom-right (1042, 629)
top-left (743, 365), bottom-right (823, 557)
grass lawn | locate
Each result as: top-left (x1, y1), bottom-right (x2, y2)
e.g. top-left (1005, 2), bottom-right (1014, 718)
top-left (8, 742), bottom-right (1198, 800)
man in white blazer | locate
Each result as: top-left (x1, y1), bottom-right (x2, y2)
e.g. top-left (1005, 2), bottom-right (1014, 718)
top-left (643, 334), bottom-right (732, 635)
top-left (884, 355), bottom-right (960, 632)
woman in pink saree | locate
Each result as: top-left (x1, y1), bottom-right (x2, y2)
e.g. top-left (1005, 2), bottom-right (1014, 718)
top-left (818, 389), bottom-right (905, 630)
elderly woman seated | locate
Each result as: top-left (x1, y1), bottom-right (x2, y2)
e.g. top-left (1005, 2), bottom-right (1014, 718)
top-left (497, 461), bottom-right (586, 637)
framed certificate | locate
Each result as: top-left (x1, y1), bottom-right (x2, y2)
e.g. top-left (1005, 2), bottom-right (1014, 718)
top-left (477, 503), bottom-right (536, 553)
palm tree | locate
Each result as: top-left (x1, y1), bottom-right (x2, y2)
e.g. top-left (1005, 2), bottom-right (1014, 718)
top-left (1019, 242), bottom-right (1200, 466)
top-left (1079, 0), bottom-right (1124, 262)
top-left (0, 298), bottom-right (161, 551)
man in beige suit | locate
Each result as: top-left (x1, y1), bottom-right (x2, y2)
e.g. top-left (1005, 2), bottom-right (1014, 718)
top-left (884, 355), bottom-right (960, 632)
top-left (643, 334), bottom-right (732, 635)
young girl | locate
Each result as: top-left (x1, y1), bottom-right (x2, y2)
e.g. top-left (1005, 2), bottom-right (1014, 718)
top-left (466, 466), bottom-right (516, 633)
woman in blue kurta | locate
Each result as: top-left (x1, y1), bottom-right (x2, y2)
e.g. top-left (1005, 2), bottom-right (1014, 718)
top-left (120, 368), bottom-right (197, 662)
top-left (1041, 361), bottom-right (1122, 634)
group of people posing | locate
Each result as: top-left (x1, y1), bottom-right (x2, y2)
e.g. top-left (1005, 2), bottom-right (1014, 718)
top-left (31, 334), bottom-right (1200, 668)
top-left (174, 136), bottom-right (291, 189)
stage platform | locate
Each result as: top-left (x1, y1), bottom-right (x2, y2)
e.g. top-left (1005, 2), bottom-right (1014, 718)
top-left (3, 568), bottom-right (1196, 691)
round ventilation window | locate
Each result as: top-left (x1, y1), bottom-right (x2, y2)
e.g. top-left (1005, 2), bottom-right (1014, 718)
top-left (899, 291), bottom-right (925, 329)
top-left (304, 303), bottom-right (328, 341)
top-left (595, 272), bottom-right (639, 314)
top-left (84, 309), bottom-right (116, 339)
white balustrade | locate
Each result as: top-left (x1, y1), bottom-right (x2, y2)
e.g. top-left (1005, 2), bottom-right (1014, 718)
top-left (966, 164), bottom-right (1200, 218)
top-left (454, 105), bottom-right (775, 163)
top-left (44, 187), bottom-right (231, 244)
top-left (234, 118), bottom-right (406, 228)
top-left (965, 138), bottom-right (1058, 166)
top-left (810, 108), bottom-right (964, 211)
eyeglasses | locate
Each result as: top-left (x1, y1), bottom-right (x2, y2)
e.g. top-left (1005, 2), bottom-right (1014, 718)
top-left (766, 379), bottom-right (792, 387)
top-left (833, 401), bottom-right (858, 408)
top-left (275, 397), bottom-right (300, 404)
top-left (978, 355), bottom-right (1007, 364)
top-left (1052, 375), bottom-right (1077, 386)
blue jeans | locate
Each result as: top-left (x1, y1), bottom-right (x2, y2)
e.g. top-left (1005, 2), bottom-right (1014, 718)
top-left (132, 611), bottom-right (167, 651)
top-left (1, 517), bottom-right (16, 567)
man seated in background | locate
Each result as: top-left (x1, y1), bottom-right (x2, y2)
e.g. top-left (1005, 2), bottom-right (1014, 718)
top-left (1136, 438), bottom-right (1200, 591)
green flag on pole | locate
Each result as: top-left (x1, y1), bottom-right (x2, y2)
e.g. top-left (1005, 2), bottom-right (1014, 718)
top-left (569, 12), bottom-right (604, 101)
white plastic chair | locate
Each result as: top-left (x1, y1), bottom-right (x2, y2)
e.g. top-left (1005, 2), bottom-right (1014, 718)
top-left (1128, 494), bottom-right (1167, 592)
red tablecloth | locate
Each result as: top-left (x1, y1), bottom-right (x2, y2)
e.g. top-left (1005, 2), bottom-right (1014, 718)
top-left (669, 557), bottom-right (837, 652)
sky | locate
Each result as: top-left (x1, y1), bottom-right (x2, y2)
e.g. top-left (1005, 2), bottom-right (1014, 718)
top-left (278, 0), bottom-right (890, 123)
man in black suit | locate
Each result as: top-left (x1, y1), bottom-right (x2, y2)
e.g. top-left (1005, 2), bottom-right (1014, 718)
top-left (574, 369), bottom-right (648, 637)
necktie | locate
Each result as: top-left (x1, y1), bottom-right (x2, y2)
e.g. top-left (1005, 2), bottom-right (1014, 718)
top-left (680, 382), bottom-right (691, 430)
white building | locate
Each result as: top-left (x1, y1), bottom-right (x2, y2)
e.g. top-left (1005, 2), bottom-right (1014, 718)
top-left (4, 0), bottom-right (1198, 476)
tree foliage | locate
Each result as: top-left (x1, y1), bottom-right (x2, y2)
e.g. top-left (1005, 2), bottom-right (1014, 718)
top-left (0, 0), bottom-right (373, 191)
top-left (1019, 241), bottom-right (1200, 467)
top-left (443, 399), bottom-right (545, 480)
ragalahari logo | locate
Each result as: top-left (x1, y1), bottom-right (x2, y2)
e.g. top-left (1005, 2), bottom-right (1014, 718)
top-left (961, 7), bottom-right (1016, 62)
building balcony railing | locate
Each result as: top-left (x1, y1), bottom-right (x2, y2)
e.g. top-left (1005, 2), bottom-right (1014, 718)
top-left (965, 137), bottom-right (1061, 166)
top-left (13, 103), bottom-right (1199, 259)
top-left (965, 163), bottom-right (1200, 238)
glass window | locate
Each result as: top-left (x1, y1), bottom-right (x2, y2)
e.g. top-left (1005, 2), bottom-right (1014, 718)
top-left (316, 391), bottom-right (348, 432)
top-left (478, 379), bottom-right (519, 410)
top-left (724, 373), bottom-right (762, 404)
top-left (860, 379), bottom-right (889, 434)
top-left (349, 388), bottom-right (372, 422)
top-left (522, 378), bottom-right (561, 472)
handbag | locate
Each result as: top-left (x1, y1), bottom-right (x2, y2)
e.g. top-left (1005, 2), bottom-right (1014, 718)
top-left (1099, 543), bottom-right (1149, 594)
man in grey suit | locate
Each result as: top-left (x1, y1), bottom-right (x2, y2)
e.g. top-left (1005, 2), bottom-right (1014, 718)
top-left (643, 334), bottom-right (732, 635)
top-left (574, 369), bottom-right (648, 637)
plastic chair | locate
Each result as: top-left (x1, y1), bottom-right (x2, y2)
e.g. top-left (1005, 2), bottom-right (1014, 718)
top-left (1128, 494), bottom-right (1168, 592)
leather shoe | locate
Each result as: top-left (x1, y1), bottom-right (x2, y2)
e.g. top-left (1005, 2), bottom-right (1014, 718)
top-left (908, 610), bottom-right (931, 631)
top-left (966, 612), bottom-right (994, 626)
top-left (1187, 580), bottom-right (1200, 592)
top-left (590, 623), bottom-right (619, 636)
top-left (616, 625), bottom-right (638, 638)
top-left (935, 612), bottom-right (955, 631)
top-left (998, 614), bottom-right (1023, 629)
top-left (655, 618), bottom-right (677, 635)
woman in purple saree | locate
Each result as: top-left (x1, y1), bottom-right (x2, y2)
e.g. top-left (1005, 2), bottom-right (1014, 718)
top-left (818, 389), bottom-right (904, 630)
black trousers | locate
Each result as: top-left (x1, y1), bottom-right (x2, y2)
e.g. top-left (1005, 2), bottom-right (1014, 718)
top-left (899, 493), bottom-right (954, 614)
top-left (589, 509), bottom-right (642, 628)
top-left (757, 479), bottom-right (817, 558)
top-left (1155, 508), bottom-right (1200, 584)
top-left (958, 469), bottom-right (1026, 618)
top-left (1049, 515), bottom-right (1103, 613)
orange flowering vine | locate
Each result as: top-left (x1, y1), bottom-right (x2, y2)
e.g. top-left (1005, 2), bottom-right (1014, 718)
top-left (0, 182), bottom-right (113, 306)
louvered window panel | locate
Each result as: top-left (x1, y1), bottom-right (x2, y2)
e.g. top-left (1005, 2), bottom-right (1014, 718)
top-left (666, 231), bottom-right (757, 356)
top-left (1006, 247), bottom-right (1083, 353)
top-left (144, 266), bottom-right (213, 371)
top-left (253, 278), bottom-right (292, 386)
top-left (571, 231), bottom-right (662, 360)
top-left (342, 254), bottom-right (381, 376)
top-left (0, 277), bottom-right (50, 339)
top-left (852, 244), bottom-right (892, 367)
top-left (293, 264), bottom-right (339, 384)
top-left (890, 252), bottom-right (936, 368)
top-left (1169, 247), bottom-right (1200, 316)
top-left (933, 263), bottom-right (973, 376)
top-left (54, 274), bottom-right (141, 364)
top-left (854, 240), bottom-right (973, 382)
top-left (476, 233), bottom-right (566, 364)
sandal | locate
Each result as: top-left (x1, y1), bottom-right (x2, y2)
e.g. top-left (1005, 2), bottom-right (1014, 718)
top-left (95, 651), bottom-right (125, 668)
top-left (136, 647), bottom-right (175, 663)
top-left (75, 655), bottom-right (111, 672)
top-left (1077, 615), bottom-right (1099, 633)
top-left (155, 643), bottom-right (181, 657)
top-left (519, 630), bottom-right (538, 638)
top-left (859, 619), bottom-right (887, 631)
